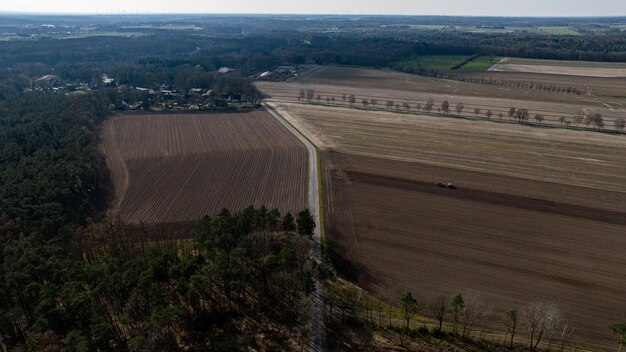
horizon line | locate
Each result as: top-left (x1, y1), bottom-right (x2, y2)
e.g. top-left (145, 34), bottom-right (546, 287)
top-left (1, 11), bottom-right (626, 19)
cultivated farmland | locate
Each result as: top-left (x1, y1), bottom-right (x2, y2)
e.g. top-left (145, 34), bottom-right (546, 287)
top-left (489, 57), bottom-right (626, 77)
top-left (262, 100), bottom-right (626, 348)
top-left (100, 111), bottom-right (307, 223)
top-left (280, 66), bottom-right (626, 109)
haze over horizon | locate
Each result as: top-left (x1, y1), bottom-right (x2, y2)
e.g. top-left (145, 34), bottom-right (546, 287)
top-left (1, 0), bottom-right (626, 17)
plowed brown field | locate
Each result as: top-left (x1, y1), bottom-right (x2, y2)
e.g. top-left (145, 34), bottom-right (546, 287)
top-left (286, 64), bottom-right (626, 108)
top-left (257, 64), bottom-right (626, 122)
top-left (100, 111), bottom-right (307, 223)
top-left (263, 100), bottom-right (626, 348)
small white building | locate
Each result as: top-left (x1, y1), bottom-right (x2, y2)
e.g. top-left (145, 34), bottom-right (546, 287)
top-left (259, 71), bottom-right (276, 79)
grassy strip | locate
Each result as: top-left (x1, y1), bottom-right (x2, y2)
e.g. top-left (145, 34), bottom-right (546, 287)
top-left (316, 147), bottom-right (330, 264)
top-left (451, 54), bottom-right (480, 70)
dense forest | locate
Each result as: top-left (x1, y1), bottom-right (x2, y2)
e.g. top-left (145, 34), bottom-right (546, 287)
top-left (0, 91), bottom-right (317, 350)
top-left (1, 15), bottom-right (626, 100)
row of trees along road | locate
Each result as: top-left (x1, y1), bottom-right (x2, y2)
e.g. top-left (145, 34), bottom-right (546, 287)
top-left (297, 88), bottom-right (626, 132)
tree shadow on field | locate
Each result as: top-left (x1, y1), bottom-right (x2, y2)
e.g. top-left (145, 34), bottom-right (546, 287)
top-left (327, 242), bottom-right (360, 283)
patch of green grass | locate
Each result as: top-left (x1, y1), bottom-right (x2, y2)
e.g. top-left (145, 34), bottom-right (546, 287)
top-left (392, 55), bottom-right (471, 71)
top-left (538, 26), bottom-right (581, 36)
top-left (504, 57), bottom-right (626, 68)
top-left (458, 56), bottom-right (503, 71)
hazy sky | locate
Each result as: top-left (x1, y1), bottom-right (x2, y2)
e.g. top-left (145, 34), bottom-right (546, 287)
top-left (1, 0), bottom-right (625, 17)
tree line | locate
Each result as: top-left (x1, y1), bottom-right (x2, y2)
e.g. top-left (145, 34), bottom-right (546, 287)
top-left (395, 67), bottom-right (585, 96)
top-left (297, 88), bottom-right (626, 132)
top-left (325, 280), bottom-right (626, 351)
top-left (277, 30), bottom-right (626, 69)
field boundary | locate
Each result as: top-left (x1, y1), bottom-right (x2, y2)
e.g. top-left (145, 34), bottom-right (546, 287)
top-left (262, 105), bottom-right (328, 251)
top-left (263, 103), bottom-right (326, 352)
top-left (266, 98), bottom-right (626, 136)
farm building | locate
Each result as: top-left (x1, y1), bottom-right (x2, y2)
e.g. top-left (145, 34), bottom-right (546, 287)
top-left (259, 71), bottom-right (277, 79)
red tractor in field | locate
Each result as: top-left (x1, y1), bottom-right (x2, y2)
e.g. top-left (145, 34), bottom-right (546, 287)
top-left (437, 182), bottom-right (457, 190)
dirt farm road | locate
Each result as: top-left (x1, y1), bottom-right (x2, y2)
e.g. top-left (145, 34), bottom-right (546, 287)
top-left (263, 104), bottom-right (325, 352)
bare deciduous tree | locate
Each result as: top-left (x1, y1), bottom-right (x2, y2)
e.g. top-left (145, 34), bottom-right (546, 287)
top-left (298, 88), bottom-right (305, 102)
top-left (535, 114), bottom-right (544, 125)
top-left (574, 110), bottom-right (585, 127)
top-left (478, 304), bottom-right (494, 339)
top-left (508, 107), bottom-right (516, 119)
top-left (558, 324), bottom-right (574, 352)
top-left (586, 113), bottom-right (604, 129)
top-left (523, 301), bottom-right (560, 351)
top-left (399, 291), bottom-right (420, 345)
top-left (425, 98), bottom-right (434, 115)
top-left (386, 100), bottom-right (394, 110)
top-left (485, 110), bottom-right (493, 120)
top-left (441, 100), bottom-right (450, 115)
top-left (450, 294), bottom-right (464, 334)
top-left (429, 295), bottom-right (448, 333)
top-left (614, 117), bottom-right (625, 131)
top-left (516, 108), bottom-right (529, 124)
top-left (473, 108), bottom-right (481, 118)
top-left (402, 102), bottom-right (410, 112)
top-left (348, 94), bottom-right (356, 107)
top-left (545, 309), bottom-right (563, 351)
top-left (456, 102), bottom-right (465, 116)
top-left (460, 293), bottom-right (483, 338)
top-left (374, 292), bottom-right (386, 327)
top-left (306, 88), bottom-right (315, 102)
top-left (361, 99), bottom-right (369, 109)
top-left (504, 309), bottom-right (518, 347)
